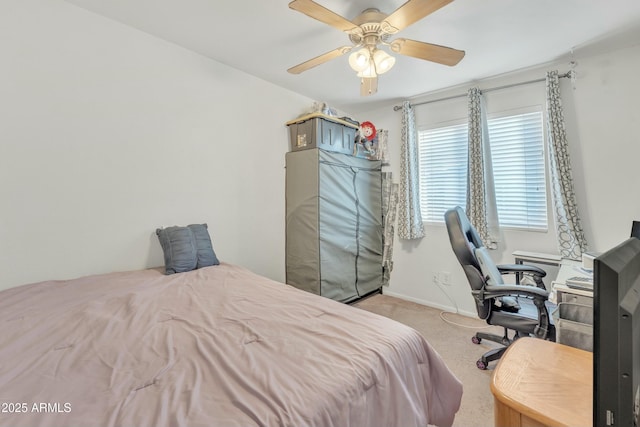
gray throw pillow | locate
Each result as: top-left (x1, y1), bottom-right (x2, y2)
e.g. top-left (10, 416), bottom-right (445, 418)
top-left (187, 223), bottom-right (220, 268)
top-left (156, 224), bottom-right (220, 275)
top-left (156, 226), bottom-right (198, 274)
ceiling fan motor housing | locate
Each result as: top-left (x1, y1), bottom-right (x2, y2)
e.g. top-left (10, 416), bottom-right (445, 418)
top-left (348, 8), bottom-right (392, 46)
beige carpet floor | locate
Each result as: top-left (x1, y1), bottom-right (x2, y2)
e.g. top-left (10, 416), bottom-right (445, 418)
top-left (353, 294), bottom-right (506, 427)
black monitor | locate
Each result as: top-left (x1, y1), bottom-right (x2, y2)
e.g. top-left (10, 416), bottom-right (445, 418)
top-left (632, 221), bottom-right (640, 239)
top-left (594, 237), bottom-right (640, 426)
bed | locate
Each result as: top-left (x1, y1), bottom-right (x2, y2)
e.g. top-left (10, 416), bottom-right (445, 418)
top-left (0, 263), bottom-right (462, 427)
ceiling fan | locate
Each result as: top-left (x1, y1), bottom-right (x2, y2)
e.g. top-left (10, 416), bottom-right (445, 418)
top-left (287, 0), bottom-right (465, 96)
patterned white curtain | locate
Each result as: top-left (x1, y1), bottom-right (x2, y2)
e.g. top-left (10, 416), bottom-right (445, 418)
top-left (546, 70), bottom-right (588, 259)
top-left (398, 101), bottom-right (425, 240)
top-left (466, 88), bottom-right (500, 248)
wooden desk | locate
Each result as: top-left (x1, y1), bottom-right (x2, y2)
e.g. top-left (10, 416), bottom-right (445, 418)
top-left (491, 338), bottom-right (592, 427)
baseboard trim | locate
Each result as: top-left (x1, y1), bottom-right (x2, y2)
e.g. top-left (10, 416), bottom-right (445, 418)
top-left (381, 289), bottom-right (477, 318)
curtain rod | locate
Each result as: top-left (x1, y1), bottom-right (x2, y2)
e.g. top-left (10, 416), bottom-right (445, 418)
top-left (392, 71), bottom-right (573, 111)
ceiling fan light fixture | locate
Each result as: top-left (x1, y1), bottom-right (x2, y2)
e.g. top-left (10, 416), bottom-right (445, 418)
top-left (348, 48), bottom-right (371, 72)
top-left (287, 0), bottom-right (465, 95)
top-left (372, 49), bottom-right (395, 74)
top-left (356, 63), bottom-right (377, 78)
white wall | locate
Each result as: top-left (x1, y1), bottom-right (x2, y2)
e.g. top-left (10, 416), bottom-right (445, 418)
top-left (3, 0), bottom-right (639, 308)
top-left (355, 43), bottom-right (640, 316)
top-left (0, 0), bottom-right (312, 290)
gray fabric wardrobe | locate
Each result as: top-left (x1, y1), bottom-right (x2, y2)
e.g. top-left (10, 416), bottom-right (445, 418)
top-left (285, 148), bottom-right (384, 303)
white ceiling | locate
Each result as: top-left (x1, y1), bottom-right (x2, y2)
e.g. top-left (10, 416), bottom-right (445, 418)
top-left (64, 0), bottom-right (640, 112)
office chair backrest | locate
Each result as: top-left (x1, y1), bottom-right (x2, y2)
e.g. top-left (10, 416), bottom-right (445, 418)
top-left (444, 206), bottom-right (491, 319)
top-left (475, 247), bottom-right (504, 286)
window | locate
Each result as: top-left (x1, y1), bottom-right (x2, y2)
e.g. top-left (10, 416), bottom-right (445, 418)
top-left (418, 111), bottom-right (547, 230)
top-left (418, 123), bottom-right (467, 223)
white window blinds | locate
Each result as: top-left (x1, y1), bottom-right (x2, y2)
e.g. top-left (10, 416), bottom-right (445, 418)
top-left (488, 112), bottom-right (547, 230)
top-left (418, 111), bottom-right (547, 230)
top-left (418, 123), bottom-right (467, 223)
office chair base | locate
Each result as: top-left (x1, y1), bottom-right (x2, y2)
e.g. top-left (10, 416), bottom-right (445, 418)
top-left (471, 334), bottom-right (512, 347)
top-left (472, 329), bottom-right (512, 347)
top-left (476, 346), bottom-right (508, 370)
top-left (472, 328), bottom-right (519, 370)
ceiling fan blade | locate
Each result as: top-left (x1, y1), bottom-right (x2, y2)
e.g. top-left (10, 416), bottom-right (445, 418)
top-left (288, 46), bottom-right (353, 74)
top-left (390, 38), bottom-right (465, 66)
top-left (289, 0), bottom-right (358, 33)
top-left (381, 0), bottom-right (453, 34)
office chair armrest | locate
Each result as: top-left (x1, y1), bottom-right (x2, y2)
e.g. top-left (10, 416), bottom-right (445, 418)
top-left (496, 263), bottom-right (546, 278)
top-left (474, 284), bottom-right (554, 341)
top-left (483, 284), bottom-right (549, 300)
top-left (497, 263), bottom-right (547, 289)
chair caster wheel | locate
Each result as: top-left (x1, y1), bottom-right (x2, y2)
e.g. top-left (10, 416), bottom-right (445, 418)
top-left (472, 336), bottom-right (482, 344)
top-left (476, 360), bottom-right (488, 370)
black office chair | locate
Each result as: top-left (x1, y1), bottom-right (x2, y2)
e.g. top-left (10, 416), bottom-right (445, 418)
top-left (444, 206), bottom-right (555, 369)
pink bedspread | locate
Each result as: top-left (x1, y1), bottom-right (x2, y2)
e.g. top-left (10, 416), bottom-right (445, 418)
top-left (0, 263), bottom-right (462, 427)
